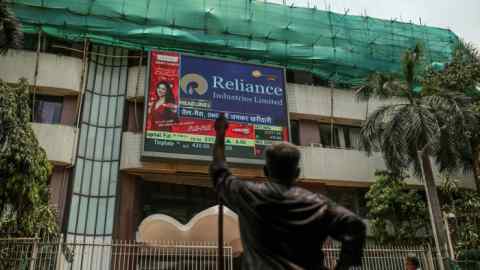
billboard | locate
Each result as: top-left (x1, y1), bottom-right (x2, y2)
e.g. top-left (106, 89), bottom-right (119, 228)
top-left (142, 50), bottom-right (289, 164)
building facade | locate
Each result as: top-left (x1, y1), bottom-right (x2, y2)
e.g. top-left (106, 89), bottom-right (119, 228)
top-left (1, 1), bottom-right (477, 268)
top-left (1, 34), bottom-right (476, 243)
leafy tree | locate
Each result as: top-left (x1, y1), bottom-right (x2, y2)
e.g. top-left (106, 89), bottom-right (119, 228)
top-left (423, 42), bottom-right (480, 191)
top-left (440, 177), bottom-right (480, 255)
top-left (366, 171), bottom-right (430, 244)
top-left (0, 1), bottom-right (23, 54)
top-left (0, 79), bottom-right (58, 237)
top-left (366, 173), bottom-right (480, 255)
top-left (423, 42), bottom-right (480, 99)
top-left (357, 43), bottom-right (479, 269)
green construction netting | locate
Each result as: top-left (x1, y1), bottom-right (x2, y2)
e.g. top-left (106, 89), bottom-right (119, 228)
top-left (7, 0), bottom-right (459, 85)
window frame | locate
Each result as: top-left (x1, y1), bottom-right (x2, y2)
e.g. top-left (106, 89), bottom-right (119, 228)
top-left (32, 94), bottom-right (64, 124)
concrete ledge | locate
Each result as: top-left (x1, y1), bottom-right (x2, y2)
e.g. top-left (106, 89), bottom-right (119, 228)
top-left (300, 145), bottom-right (477, 189)
top-left (31, 122), bottom-right (78, 165)
top-left (0, 50), bottom-right (82, 95)
top-left (300, 146), bottom-right (386, 183)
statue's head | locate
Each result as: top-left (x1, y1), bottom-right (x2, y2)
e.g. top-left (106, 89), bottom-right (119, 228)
top-left (264, 142), bottom-right (301, 186)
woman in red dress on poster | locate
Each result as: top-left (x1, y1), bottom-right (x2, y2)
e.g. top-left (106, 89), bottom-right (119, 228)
top-left (148, 81), bottom-right (179, 131)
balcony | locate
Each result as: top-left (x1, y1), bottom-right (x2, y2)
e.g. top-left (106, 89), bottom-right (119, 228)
top-left (287, 83), bottom-right (402, 122)
top-left (31, 123), bottom-right (78, 165)
top-left (300, 145), bottom-right (477, 189)
top-left (121, 129), bottom-right (477, 188)
top-left (121, 131), bottom-right (477, 188)
top-left (0, 50), bottom-right (83, 95)
top-left (300, 146), bottom-right (386, 185)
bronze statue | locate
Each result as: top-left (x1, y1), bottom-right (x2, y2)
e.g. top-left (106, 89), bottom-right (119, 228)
top-left (211, 114), bottom-right (366, 270)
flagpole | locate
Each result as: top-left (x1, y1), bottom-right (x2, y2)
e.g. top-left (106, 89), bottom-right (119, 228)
top-left (218, 197), bottom-right (224, 270)
top-left (213, 113), bottom-right (228, 270)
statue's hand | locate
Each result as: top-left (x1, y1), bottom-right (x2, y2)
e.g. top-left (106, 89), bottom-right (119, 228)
top-left (214, 113), bottom-right (229, 136)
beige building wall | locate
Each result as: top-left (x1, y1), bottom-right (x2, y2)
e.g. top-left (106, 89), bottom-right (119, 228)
top-left (31, 123), bottom-right (78, 166)
top-left (0, 50), bottom-right (83, 94)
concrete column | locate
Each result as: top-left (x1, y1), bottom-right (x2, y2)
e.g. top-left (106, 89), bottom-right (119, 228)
top-left (115, 172), bottom-right (142, 240)
top-left (49, 166), bottom-right (71, 225)
top-left (60, 95), bottom-right (78, 126)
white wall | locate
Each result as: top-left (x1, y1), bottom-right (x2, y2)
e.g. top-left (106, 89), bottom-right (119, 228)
top-left (286, 84), bottom-right (334, 117)
top-left (31, 123), bottom-right (78, 165)
top-left (300, 146), bottom-right (386, 183)
top-left (120, 132), bottom-right (143, 170)
top-left (300, 145), bottom-right (477, 189)
top-left (0, 50), bottom-right (82, 94)
top-left (126, 66), bottom-right (147, 100)
top-left (287, 83), bottom-right (404, 120)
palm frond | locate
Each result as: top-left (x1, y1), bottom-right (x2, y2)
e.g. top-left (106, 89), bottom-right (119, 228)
top-left (360, 41), bottom-right (479, 180)
top-left (454, 40), bottom-right (480, 64)
top-left (361, 105), bottom-right (398, 154)
top-left (421, 92), bottom-right (480, 175)
top-left (355, 72), bottom-right (406, 101)
top-left (380, 105), bottom-right (410, 174)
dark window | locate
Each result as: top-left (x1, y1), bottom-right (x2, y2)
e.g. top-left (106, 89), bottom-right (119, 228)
top-left (319, 124), bottom-right (362, 149)
top-left (357, 189), bottom-right (368, 217)
top-left (319, 124), bottom-right (340, 148)
top-left (32, 95), bottom-right (63, 124)
top-left (326, 187), bottom-right (368, 218)
top-left (313, 75), bottom-right (329, 87)
top-left (290, 120), bottom-right (300, 145)
top-left (123, 101), bottom-right (145, 133)
top-left (286, 70), bottom-right (330, 86)
top-left (343, 127), bottom-right (351, 148)
top-left (127, 50), bottom-right (148, 67)
top-left (338, 125), bottom-right (362, 150)
top-left (347, 126), bottom-right (362, 150)
top-left (288, 70), bottom-right (313, 84)
top-left (22, 33), bottom-right (39, 51)
top-left (142, 182), bottom-right (217, 224)
top-left (286, 69), bottom-right (295, 83)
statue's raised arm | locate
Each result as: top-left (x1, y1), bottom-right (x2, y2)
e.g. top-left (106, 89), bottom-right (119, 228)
top-left (213, 113), bottom-right (228, 163)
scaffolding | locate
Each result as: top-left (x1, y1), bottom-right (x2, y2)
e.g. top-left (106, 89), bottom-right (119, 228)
top-left (7, 0), bottom-right (458, 86)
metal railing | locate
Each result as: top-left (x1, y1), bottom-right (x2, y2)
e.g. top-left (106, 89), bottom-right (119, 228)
top-left (0, 238), bottom-right (441, 270)
top-left (323, 242), bottom-right (436, 270)
top-left (0, 238), bottom-right (233, 270)
top-left (445, 211), bottom-right (480, 256)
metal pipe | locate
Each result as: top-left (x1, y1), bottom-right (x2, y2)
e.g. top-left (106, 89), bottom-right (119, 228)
top-left (217, 198), bottom-right (224, 270)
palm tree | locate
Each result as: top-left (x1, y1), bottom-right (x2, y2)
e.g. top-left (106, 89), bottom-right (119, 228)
top-left (423, 42), bottom-right (480, 191)
top-left (357, 44), bottom-right (479, 270)
top-left (0, 1), bottom-right (23, 54)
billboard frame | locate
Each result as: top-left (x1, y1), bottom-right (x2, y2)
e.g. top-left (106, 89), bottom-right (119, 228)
top-left (141, 50), bottom-right (291, 166)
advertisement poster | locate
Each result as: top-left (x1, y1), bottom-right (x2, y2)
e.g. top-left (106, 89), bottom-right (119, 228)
top-left (143, 50), bottom-right (289, 163)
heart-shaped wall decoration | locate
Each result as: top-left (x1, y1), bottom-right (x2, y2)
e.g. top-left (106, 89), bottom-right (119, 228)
top-left (138, 205), bottom-right (242, 254)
